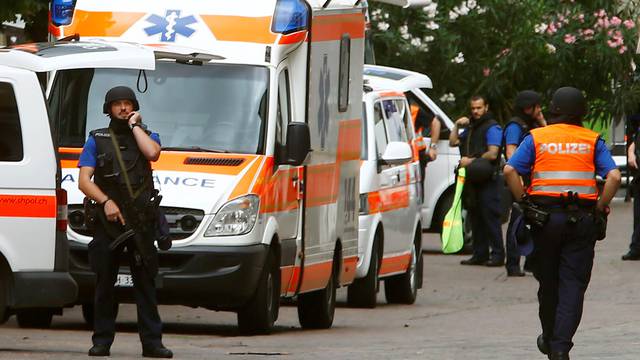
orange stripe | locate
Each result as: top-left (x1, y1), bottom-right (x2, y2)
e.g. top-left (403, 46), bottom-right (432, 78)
top-left (337, 119), bottom-right (362, 161)
top-left (379, 253), bottom-right (411, 276)
top-left (229, 158), bottom-right (263, 200)
top-left (379, 91), bottom-right (405, 98)
top-left (201, 15), bottom-right (278, 44)
top-left (298, 260), bottom-right (333, 293)
top-left (61, 10), bottom-right (146, 38)
top-left (260, 168), bottom-right (300, 214)
top-left (311, 13), bottom-right (365, 42)
top-left (306, 163), bottom-right (339, 207)
top-left (340, 255), bottom-right (358, 284)
top-left (287, 265), bottom-right (301, 294)
top-left (367, 191), bottom-right (382, 214)
top-left (280, 265), bottom-right (295, 295)
top-left (278, 30), bottom-right (308, 45)
top-left (0, 195), bottom-right (56, 218)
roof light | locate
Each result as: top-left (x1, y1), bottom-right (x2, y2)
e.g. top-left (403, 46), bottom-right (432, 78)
top-left (272, 0), bottom-right (309, 34)
top-left (51, 0), bottom-right (76, 26)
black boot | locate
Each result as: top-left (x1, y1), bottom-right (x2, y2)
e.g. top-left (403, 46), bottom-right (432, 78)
top-left (537, 334), bottom-right (549, 355)
top-left (460, 256), bottom-right (488, 265)
top-left (548, 351), bottom-right (569, 360)
top-left (142, 345), bottom-right (173, 358)
top-left (88, 344), bottom-right (111, 357)
top-left (622, 250), bottom-right (640, 261)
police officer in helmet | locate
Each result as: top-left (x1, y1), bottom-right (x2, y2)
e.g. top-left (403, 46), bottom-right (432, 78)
top-left (78, 86), bottom-right (172, 358)
top-left (504, 87), bottom-right (620, 359)
top-left (503, 90), bottom-right (546, 277)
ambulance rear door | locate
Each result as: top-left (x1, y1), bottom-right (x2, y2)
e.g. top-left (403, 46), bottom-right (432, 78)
top-left (0, 64), bottom-right (58, 272)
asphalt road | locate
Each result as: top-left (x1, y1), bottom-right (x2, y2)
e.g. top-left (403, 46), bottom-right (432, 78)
top-left (1, 199), bottom-right (639, 359)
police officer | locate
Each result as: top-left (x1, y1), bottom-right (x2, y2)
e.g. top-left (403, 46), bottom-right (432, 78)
top-left (449, 95), bottom-right (505, 266)
top-left (503, 90), bottom-right (546, 276)
top-left (504, 87), bottom-right (620, 359)
top-left (622, 118), bottom-right (640, 260)
top-left (78, 86), bottom-right (173, 358)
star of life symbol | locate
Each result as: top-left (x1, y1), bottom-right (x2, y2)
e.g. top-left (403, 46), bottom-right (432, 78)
top-left (145, 10), bottom-right (197, 42)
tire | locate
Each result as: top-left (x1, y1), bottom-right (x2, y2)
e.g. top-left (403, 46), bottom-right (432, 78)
top-left (384, 241), bottom-right (420, 305)
top-left (297, 262), bottom-right (337, 329)
top-left (0, 277), bottom-right (7, 325)
top-left (16, 308), bottom-right (54, 329)
top-left (347, 236), bottom-right (380, 308)
top-left (82, 302), bottom-right (119, 328)
top-left (238, 251), bottom-right (280, 335)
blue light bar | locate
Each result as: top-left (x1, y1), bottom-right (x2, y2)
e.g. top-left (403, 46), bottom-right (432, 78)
top-left (51, 0), bottom-right (76, 26)
top-left (272, 0), bottom-right (309, 34)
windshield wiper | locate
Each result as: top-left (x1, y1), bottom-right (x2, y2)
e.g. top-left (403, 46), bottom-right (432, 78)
top-left (162, 146), bottom-right (229, 153)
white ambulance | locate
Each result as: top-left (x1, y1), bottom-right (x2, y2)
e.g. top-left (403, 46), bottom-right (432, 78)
top-left (47, 0), bottom-right (365, 333)
top-left (348, 80), bottom-right (423, 308)
top-left (363, 65), bottom-right (462, 237)
top-left (0, 57), bottom-right (77, 328)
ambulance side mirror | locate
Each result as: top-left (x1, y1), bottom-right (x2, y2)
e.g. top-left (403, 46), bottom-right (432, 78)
top-left (380, 141), bottom-right (412, 166)
top-left (284, 122), bottom-right (311, 166)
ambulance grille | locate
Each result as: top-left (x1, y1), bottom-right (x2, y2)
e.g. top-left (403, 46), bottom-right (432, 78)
top-left (184, 157), bottom-right (244, 166)
top-left (67, 205), bottom-right (205, 241)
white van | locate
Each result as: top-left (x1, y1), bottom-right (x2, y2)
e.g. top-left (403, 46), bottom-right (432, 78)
top-left (0, 59), bottom-right (77, 328)
top-left (363, 65), bottom-right (460, 236)
top-left (47, 0), bottom-right (366, 333)
top-left (348, 83), bottom-right (423, 308)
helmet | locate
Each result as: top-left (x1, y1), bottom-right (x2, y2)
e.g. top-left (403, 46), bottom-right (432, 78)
top-left (103, 86), bottom-right (140, 114)
top-left (514, 90), bottom-right (541, 110)
top-left (549, 87), bottom-right (587, 117)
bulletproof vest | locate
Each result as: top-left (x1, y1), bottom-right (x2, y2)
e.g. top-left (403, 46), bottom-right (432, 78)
top-left (91, 127), bottom-right (153, 205)
top-left (460, 116), bottom-right (498, 159)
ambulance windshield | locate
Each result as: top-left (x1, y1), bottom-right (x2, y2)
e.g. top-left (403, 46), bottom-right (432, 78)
top-left (50, 62), bottom-right (269, 154)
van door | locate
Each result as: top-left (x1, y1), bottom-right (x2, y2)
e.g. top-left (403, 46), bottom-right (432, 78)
top-left (0, 65), bottom-right (57, 271)
top-left (374, 99), bottom-right (412, 259)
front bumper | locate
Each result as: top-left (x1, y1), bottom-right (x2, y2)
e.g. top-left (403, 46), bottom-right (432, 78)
top-left (10, 272), bottom-right (78, 309)
top-left (69, 241), bottom-right (269, 310)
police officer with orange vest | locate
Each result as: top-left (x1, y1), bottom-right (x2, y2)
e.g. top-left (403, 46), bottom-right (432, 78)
top-left (504, 87), bottom-right (621, 360)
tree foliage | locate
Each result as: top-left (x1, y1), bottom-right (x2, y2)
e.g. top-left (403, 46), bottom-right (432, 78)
top-left (369, 0), bottom-right (640, 124)
top-left (0, 0), bottom-right (49, 42)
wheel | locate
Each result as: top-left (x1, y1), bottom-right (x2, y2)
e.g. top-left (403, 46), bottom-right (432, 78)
top-left (297, 262), bottom-right (336, 329)
top-left (16, 308), bottom-right (54, 328)
top-left (347, 236), bottom-right (380, 308)
top-left (238, 251), bottom-right (280, 335)
top-left (82, 302), bottom-right (119, 328)
top-left (0, 276), bottom-right (7, 325)
top-left (384, 241), bottom-right (419, 305)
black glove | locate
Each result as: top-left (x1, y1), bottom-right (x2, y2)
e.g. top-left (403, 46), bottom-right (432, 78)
top-left (594, 206), bottom-right (609, 241)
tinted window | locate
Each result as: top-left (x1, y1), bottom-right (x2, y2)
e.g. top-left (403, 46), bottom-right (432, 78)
top-left (338, 35), bottom-right (351, 113)
top-left (373, 102), bottom-right (388, 156)
top-left (276, 69), bottom-right (291, 161)
top-left (382, 99), bottom-right (408, 143)
top-left (0, 83), bottom-right (23, 162)
top-left (361, 102), bottom-right (368, 160)
top-left (50, 62), bottom-right (269, 154)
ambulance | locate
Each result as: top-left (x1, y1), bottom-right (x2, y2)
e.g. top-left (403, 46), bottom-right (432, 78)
top-left (47, 0), bottom-right (365, 333)
top-left (0, 55), bottom-right (77, 328)
top-left (348, 78), bottom-right (423, 308)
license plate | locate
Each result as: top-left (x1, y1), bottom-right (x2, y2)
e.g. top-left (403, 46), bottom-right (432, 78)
top-left (115, 274), bottom-right (133, 287)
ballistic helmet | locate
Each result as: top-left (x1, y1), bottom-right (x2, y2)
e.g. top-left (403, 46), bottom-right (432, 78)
top-left (103, 86), bottom-right (140, 114)
top-left (549, 87), bottom-right (587, 117)
top-left (514, 90), bottom-right (542, 111)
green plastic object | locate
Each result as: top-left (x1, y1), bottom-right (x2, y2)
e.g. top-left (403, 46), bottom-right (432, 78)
top-left (442, 168), bottom-right (465, 254)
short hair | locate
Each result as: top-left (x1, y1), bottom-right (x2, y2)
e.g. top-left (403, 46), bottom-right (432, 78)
top-left (470, 95), bottom-right (487, 105)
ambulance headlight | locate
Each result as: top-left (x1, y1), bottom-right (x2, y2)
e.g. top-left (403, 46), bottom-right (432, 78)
top-left (272, 0), bottom-right (309, 34)
top-left (51, 0), bottom-right (77, 26)
top-left (205, 195), bottom-right (259, 237)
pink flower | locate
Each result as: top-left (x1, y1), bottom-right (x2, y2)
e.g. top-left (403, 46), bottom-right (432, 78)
top-left (611, 16), bottom-right (622, 27)
top-left (483, 67), bottom-right (491, 77)
top-left (564, 34), bottom-right (577, 44)
top-left (624, 20), bottom-right (635, 29)
top-left (547, 23), bottom-right (557, 34)
top-left (578, 14), bottom-right (585, 23)
top-left (596, 17), bottom-right (610, 29)
top-left (619, 45), bottom-right (628, 54)
top-left (581, 28), bottom-right (595, 40)
top-left (595, 9), bottom-right (606, 18)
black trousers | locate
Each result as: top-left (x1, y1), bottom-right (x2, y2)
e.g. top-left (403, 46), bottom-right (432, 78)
top-left (505, 203), bottom-right (522, 271)
top-left (467, 176), bottom-right (505, 261)
top-left (531, 211), bottom-right (597, 353)
top-left (88, 225), bottom-right (163, 348)
top-left (628, 183), bottom-right (640, 253)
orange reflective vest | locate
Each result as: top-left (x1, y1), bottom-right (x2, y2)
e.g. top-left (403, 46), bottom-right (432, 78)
top-left (527, 124), bottom-right (599, 200)
top-left (410, 104), bottom-right (427, 160)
